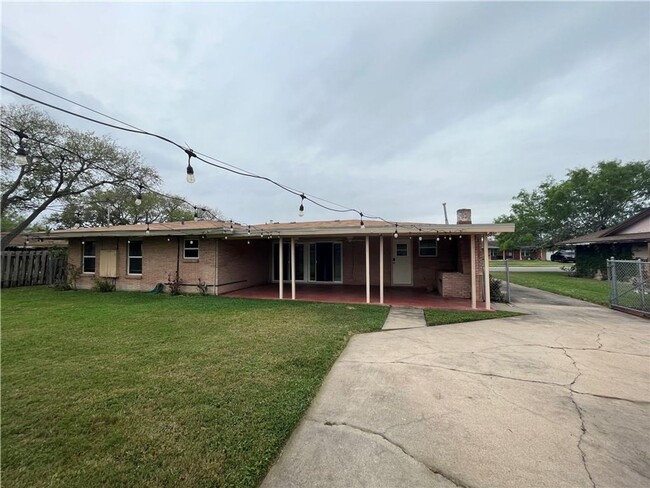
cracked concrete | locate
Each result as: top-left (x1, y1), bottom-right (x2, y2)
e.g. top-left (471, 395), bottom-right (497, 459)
top-left (261, 284), bottom-right (649, 488)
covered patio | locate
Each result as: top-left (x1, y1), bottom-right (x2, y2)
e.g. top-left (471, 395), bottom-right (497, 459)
top-left (223, 283), bottom-right (486, 310)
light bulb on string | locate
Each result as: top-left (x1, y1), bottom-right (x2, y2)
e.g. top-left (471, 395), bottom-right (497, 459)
top-left (360, 213), bottom-right (365, 229)
top-left (298, 194), bottom-right (305, 217)
top-left (135, 185), bottom-right (143, 206)
top-left (145, 223), bottom-right (150, 236)
top-left (193, 207), bottom-right (199, 221)
top-left (185, 149), bottom-right (196, 184)
top-left (15, 146), bottom-right (28, 166)
top-left (393, 224), bottom-right (399, 239)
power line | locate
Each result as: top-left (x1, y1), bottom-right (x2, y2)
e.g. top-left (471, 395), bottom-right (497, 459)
top-left (1, 77), bottom-right (431, 233)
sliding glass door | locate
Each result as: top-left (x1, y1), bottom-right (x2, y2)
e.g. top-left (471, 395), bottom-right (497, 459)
top-left (309, 242), bottom-right (342, 282)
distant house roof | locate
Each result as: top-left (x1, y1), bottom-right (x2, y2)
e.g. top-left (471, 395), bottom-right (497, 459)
top-left (557, 208), bottom-right (650, 246)
top-left (47, 219), bottom-right (515, 239)
top-left (0, 232), bottom-right (68, 249)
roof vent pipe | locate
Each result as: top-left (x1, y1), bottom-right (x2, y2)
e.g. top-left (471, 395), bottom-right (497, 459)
top-left (442, 203), bottom-right (449, 225)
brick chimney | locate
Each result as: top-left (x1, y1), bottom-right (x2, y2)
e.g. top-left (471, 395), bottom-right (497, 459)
top-left (456, 208), bottom-right (472, 224)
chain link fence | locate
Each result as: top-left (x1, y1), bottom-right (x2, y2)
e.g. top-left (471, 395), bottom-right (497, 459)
top-left (607, 259), bottom-right (650, 316)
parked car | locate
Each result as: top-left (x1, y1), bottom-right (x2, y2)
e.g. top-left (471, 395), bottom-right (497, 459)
top-left (550, 250), bottom-right (576, 263)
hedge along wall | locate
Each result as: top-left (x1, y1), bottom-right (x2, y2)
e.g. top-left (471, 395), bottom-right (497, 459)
top-left (575, 244), bottom-right (633, 279)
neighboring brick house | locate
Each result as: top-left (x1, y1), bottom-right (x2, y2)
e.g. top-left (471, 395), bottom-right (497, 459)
top-left (51, 210), bottom-right (514, 310)
top-left (557, 207), bottom-right (650, 277)
top-left (487, 238), bottom-right (546, 261)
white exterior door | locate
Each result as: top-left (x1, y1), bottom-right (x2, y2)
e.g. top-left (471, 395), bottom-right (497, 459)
top-left (392, 238), bottom-right (412, 285)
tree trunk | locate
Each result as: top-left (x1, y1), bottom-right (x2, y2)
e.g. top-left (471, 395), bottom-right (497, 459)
top-left (1, 196), bottom-right (56, 251)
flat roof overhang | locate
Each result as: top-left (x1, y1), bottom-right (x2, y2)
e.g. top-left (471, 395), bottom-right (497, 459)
top-left (46, 223), bottom-right (515, 239)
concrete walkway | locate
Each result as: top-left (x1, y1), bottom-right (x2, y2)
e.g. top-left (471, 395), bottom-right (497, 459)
top-left (382, 306), bottom-right (427, 330)
top-left (261, 285), bottom-right (650, 488)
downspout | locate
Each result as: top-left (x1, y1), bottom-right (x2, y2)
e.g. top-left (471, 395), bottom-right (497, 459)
top-left (214, 238), bottom-right (219, 296)
top-left (176, 236), bottom-right (181, 280)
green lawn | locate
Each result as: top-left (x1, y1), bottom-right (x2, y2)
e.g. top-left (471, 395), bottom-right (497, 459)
top-left (1, 288), bottom-right (388, 488)
top-left (489, 260), bottom-right (559, 267)
top-left (492, 271), bottom-right (609, 306)
top-left (425, 309), bottom-right (522, 326)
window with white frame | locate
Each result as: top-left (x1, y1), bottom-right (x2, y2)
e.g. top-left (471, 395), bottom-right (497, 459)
top-left (82, 241), bottom-right (96, 273)
top-left (128, 240), bottom-right (143, 275)
top-left (418, 239), bottom-right (438, 257)
top-left (184, 239), bottom-right (199, 259)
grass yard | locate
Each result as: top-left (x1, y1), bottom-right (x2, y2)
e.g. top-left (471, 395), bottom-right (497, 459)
top-left (492, 271), bottom-right (609, 306)
top-left (1, 287), bottom-right (389, 488)
top-left (489, 260), bottom-right (559, 267)
top-left (425, 309), bottom-right (522, 326)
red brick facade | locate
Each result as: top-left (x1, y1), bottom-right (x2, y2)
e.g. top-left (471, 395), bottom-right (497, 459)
top-left (68, 234), bottom-right (488, 301)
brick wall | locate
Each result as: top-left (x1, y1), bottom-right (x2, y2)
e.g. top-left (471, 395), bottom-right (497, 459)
top-left (218, 239), bottom-right (271, 294)
top-left (69, 236), bottom-right (218, 293)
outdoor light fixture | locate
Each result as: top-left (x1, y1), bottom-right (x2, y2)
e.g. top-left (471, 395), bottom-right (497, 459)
top-left (298, 194), bottom-right (305, 217)
top-left (185, 148), bottom-right (196, 184)
top-left (135, 185), bottom-right (143, 206)
top-left (419, 236), bottom-right (423, 241)
top-left (193, 207), bottom-right (199, 221)
top-left (247, 226), bottom-right (251, 235)
top-left (145, 224), bottom-right (151, 235)
top-left (360, 213), bottom-right (365, 229)
top-left (247, 240), bottom-right (250, 245)
top-left (12, 129), bottom-right (29, 166)
top-left (393, 224), bottom-right (399, 239)
top-left (15, 146), bottom-right (28, 166)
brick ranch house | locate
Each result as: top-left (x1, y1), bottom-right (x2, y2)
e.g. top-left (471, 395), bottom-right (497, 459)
top-left (51, 209), bottom-right (514, 310)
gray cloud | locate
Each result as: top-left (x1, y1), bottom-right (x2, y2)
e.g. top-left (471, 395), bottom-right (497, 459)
top-left (1, 2), bottom-right (648, 226)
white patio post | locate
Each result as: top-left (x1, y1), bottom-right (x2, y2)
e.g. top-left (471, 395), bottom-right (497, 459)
top-left (279, 237), bottom-right (284, 299)
top-left (483, 234), bottom-right (491, 310)
top-left (379, 236), bottom-right (384, 304)
top-left (365, 236), bottom-right (371, 304)
top-left (291, 237), bottom-right (296, 300)
top-left (470, 235), bottom-right (477, 309)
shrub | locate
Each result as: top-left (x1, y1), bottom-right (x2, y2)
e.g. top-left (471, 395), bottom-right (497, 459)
top-left (167, 272), bottom-right (183, 295)
top-left (490, 276), bottom-right (506, 303)
top-left (54, 263), bottom-right (81, 291)
top-left (92, 277), bottom-right (116, 292)
top-left (197, 278), bottom-right (209, 296)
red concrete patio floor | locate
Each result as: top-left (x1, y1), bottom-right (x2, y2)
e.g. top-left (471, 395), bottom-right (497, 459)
top-left (223, 284), bottom-right (490, 310)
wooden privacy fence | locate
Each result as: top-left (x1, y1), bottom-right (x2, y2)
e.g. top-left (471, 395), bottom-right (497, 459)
top-left (1, 250), bottom-right (68, 288)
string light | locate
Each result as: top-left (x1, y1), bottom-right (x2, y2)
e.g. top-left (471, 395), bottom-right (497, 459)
top-left (185, 149), bottom-right (196, 184)
top-left (135, 184), bottom-right (143, 206)
top-left (145, 223), bottom-right (150, 235)
top-left (298, 194), bottom-right (305, 217)
top-left (393, 224), bottom-right (399, 239)
top-left (360, 212), bottom-right (365, 229)
top-left (247, 226), bottom-right (251, 236)
top-left (193, 207), bottom-right (198, 221)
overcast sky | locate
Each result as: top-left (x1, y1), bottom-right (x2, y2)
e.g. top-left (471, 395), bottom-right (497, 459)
top-left (2, 1), bottom-right (649, 226)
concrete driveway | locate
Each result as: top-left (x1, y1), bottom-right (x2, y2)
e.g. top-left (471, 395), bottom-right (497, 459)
top-left (261, 285), bottom-right (649, 488)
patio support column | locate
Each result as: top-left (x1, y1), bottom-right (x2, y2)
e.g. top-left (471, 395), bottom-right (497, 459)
top-left (379, 236), bottom-right (384, 304)
top-left (483, 234), bottom-right (491, 310)
top-left (365, 236), bottom-right (371, 304)
top-left (279, 237), bottom-right (284, 299)
top-left (291, 237), bottom-right (296, 300)
top-left (470, 235), bottom-right (477, 309)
